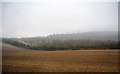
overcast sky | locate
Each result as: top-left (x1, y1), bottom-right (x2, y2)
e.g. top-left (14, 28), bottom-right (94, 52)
top-left (2, 1), bottom-right (118, 38)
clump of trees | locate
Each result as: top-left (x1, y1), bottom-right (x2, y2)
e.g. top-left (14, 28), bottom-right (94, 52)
top-left (2, 38), bottom-right (31, 49)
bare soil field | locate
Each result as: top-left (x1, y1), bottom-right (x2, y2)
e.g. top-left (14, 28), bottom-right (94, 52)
top-left (2, 44), bottom-right (119, 72)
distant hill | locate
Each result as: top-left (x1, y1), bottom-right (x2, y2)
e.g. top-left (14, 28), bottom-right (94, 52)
top-left (2, 31), bottom-right (119, 50)
top-left (46, 31), bottom-right (118, 41)
top-left (18, 31), bottom-right (118, 41)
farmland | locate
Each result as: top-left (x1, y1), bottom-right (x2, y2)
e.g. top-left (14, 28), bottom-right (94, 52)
top-left (2, 43), bottom-right (119, 72)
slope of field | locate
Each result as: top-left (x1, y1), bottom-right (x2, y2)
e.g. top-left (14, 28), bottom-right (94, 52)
top-left (0, 42), bottom-right (2, 73)
top-left (2, 44), bottom-right (118, 72)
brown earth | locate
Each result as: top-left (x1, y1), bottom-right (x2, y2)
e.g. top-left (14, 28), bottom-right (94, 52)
top-left (2, 44), bottom-right (119, 72)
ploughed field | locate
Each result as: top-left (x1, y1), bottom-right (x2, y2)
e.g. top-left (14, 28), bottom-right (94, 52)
top-left (2, 44), bottom-right (119, 72)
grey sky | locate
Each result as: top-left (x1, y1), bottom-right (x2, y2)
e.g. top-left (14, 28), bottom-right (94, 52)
top-left (0, 3), bottom-right (2, 38)
top-left (2, 1), bottom-right (118, 38)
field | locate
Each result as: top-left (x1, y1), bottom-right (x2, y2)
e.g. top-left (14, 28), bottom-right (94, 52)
top-left (2, 44), bottom-right (119, 72)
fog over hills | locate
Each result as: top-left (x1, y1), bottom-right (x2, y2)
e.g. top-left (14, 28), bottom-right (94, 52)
top-left (48, 31), bottom-right (118, 40)
top-left (2, 31), bottom-right (119, 51)
top-left (20, 31), bottom-right (118, 41)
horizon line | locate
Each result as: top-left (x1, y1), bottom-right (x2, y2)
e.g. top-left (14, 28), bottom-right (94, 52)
top-left (1, 31), bottom-right (118, 39)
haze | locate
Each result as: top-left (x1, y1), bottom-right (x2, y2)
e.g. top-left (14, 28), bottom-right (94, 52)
top-left (2, 1), bottom-right (118, 38)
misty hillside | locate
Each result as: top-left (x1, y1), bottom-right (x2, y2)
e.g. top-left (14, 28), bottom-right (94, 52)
top-left (47, 31), bottom-right (118, 41)
top-left (2, 31), bottom-right (119, 50)
top-left (19, 31), bottom-right (118, 41)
